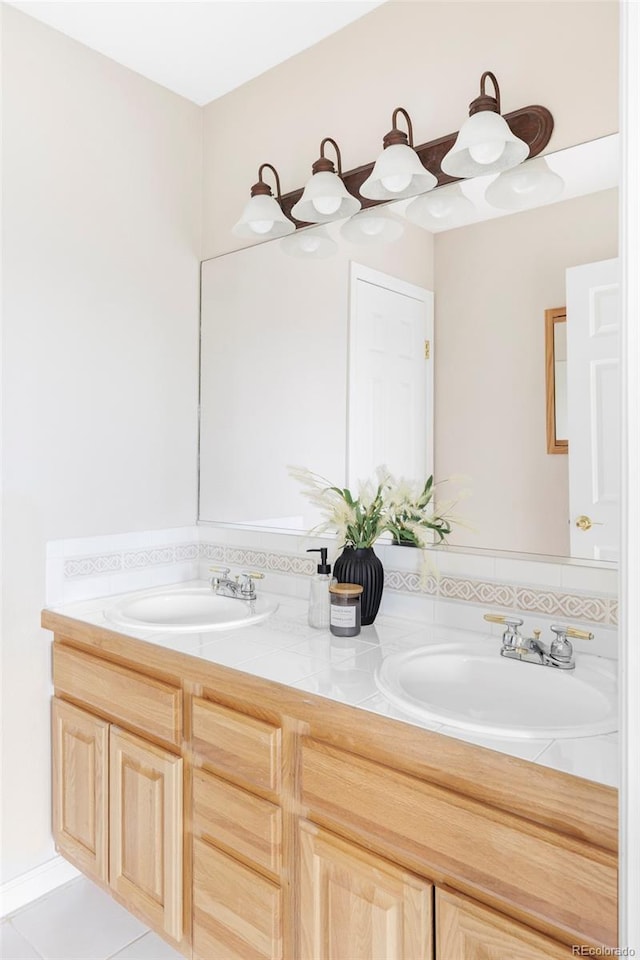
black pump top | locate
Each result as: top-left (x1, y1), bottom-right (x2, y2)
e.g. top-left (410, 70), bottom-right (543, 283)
top-left (307, 547), bottom-right (331, 575)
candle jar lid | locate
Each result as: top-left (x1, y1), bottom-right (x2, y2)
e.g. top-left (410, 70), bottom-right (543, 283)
top-left (329, 583), bottom-right (364, 597)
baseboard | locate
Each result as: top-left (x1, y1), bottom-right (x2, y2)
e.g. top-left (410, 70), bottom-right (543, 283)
top-left (0, 855), bottom-right (80, 918)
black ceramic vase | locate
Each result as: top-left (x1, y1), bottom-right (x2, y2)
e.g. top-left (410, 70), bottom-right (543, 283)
top-left (333, 546), bottom-right (384, 625)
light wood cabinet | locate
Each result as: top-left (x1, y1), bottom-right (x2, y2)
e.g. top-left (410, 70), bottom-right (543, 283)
top-left (53, 644), bottom-right (182, 746)
top-left (46, 620), bottom-right (618, 960)
top-left (51, 695), bottom-right (183, 947)
top-left (52, 698), bottom-right (109, 885)
top-left (436, 889), bottom-right (575, 960)
top-left (193, 838), bottom-right (282, 960)
top-left (109, 727), bottom-right (183, 942)
top-left (191, 696), bottom-right (282, 797)
top-left (190, 703), bottom-right (284, 960)
top-left (299, 821), bottom-right (433, 960)
top-left (193, 767), bottom-right (282, 877)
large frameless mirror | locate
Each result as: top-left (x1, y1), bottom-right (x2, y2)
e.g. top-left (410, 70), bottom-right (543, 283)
top-left (199, 135), bottom-right (619, 564)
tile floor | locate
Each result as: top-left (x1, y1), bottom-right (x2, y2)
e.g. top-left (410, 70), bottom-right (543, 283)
top-left (1, 877), bottom-right (183, 960)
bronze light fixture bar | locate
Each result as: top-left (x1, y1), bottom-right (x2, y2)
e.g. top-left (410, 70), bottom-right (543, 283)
top-left (280, 104), bottom-right (554, 228)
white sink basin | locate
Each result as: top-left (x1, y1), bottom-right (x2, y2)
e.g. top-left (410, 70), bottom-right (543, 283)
top-left (375, 640), bottom-right (617, 739)
top-left (104, 586), bottom-right (278, 633)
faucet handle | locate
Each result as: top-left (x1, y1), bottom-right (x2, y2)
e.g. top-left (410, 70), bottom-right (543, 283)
top-left (549, 624), bottom-right (593, 664)
top-left (239, 570), bottom-right (264, 598)
top-left (209, 565), bottom-right (230, 578)
top-left (483, 614), bottom-right (524, 628)
top-left (550, 624), bottom-right (594, 641)
top-left (484, 613), bottom-right (523, 651)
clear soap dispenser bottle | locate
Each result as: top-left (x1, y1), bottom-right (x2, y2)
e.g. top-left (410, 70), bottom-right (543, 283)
top-left (306, 548), bottom-right (332, 629)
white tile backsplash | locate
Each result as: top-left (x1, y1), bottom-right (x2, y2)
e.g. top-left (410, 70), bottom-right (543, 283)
top-left (494, 557), bottom-right (563, 589)
top-left (45, 524), bottom-right (618, 655)
top-left (560, 563), bottom-right (619, 595)
top-left (430, 548), bottom-right (498, 580)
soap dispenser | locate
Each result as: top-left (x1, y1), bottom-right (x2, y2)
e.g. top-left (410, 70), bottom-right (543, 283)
top-left (306, 548), bottom-right (332, 629)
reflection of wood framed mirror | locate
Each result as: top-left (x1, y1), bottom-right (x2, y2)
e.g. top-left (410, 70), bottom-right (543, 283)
top-left (545, 306), bottom-right (568, 454)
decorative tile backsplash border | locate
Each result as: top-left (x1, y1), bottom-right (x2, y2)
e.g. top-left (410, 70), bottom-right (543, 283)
top-left (53, 529), bottom-right (617, 627)
top-left (63, 553), bottom-right (123, 578)
top-left (203, 543), bottom-right (617, 626)
top-left (63, 542), bottom-right (199, 578)
top-left (384, 568), bottom-right (615, 625)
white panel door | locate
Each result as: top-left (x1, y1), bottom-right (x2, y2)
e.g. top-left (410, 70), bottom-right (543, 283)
top-left (566, 258), bottom-right (620, 560)
top-left (348, 263), bottom-right (434, 488)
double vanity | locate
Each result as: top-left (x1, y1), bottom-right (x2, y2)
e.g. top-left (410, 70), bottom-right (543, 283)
top-left (43, 581), bottom-right (618, 959)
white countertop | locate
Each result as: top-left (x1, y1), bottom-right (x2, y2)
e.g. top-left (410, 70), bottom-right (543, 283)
top-left (49, 581), bottom-right (619, 788)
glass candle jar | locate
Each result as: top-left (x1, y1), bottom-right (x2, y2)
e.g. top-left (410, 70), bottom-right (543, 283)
top-left (329, 582), bottom-right (363, 637)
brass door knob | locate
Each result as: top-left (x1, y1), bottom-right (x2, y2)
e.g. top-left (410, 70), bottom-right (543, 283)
top-left (575, 515), bottom-right (604, 532)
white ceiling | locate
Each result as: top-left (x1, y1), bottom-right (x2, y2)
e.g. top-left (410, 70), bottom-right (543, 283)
top-left (7, 0), bottom-right (386, 105)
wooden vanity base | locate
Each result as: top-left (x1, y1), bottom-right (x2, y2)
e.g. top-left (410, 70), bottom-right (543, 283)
top-left (43, 609), bottom-right (618, 959)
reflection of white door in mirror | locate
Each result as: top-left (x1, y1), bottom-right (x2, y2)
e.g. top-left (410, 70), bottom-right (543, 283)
top-left (348, 264), bottom-right (433, 488)
top-left (566, 258), bottom-right (620, 561)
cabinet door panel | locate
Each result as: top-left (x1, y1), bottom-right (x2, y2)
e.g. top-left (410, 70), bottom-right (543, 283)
top-left (436, 889), bottom-right (575, 960)
top-left (109, 727), bottom-right (183, 942)
top-left (193, 838), bottom-right (282, 960)
top-left (300, 821), bottom-right (432, 960)
top-left (52, 698), bottom-right (109, 884)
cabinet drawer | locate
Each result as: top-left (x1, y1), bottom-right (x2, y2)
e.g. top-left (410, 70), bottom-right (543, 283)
top-left (301, 739), bottom-right (617, 948)
top-left (193, 768), bottom-right (282, 876)
top-left (192, 697), bottom-right (281, 796)
top-left (53, 645), bottom-right (182, 746)
top-left (193, 838), bottom-right (282, 960)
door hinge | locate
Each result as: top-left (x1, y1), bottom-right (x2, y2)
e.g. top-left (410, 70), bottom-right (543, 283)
top-left (424, 339), bottom-right (431, 360)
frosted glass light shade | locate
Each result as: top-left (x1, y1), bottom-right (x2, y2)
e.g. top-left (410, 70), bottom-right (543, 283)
top-left (340, 207), bottom-right (405, 244)
top-left (405, 183), bottom-right (475, 230)
top-left (232, 193), bottom-right (295, 239)
top-left (485, 157), bottom-right (564, 210)
top-left (280, 226), bottom-right (337, 259)
top-left (291, 171), bottom-right (361, 224)
top-left (441, 111), bottom-right (529, 178)
top-left (360, 144), bottom-right (437, 201)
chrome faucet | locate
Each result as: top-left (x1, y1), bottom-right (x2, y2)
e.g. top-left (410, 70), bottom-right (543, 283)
top-left (483, 614), bottom-right (593, 670)
top-left (209, 566), bottom-right (265, 601)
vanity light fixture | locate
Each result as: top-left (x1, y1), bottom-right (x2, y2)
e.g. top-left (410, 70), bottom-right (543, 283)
top-left (232, 163), bottom-right (295, 239)
top-left (240, 89), bottom-right (553, 243)
top-left (484, 156), bottom-right (565, 210)
top-left (441, 71), bottom-right (530, 178)
top-left (291, 138), bottom-right (361, 224)
top-left (340, 206), bottom-right (405, 244)
top-left (405, 182), bottom-right (475, 230)
top-left (280, 225), bottom-right (337, 259)
top-left (360, 107), bottom-right (438, 201)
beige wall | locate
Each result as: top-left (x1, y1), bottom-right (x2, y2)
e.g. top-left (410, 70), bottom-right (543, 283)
top-left (435, 188), bottom-right (618, 555)
top-left (1, 7), bottom-right (202, 883)
top-left (202, 1), bottom-right (618, 259)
